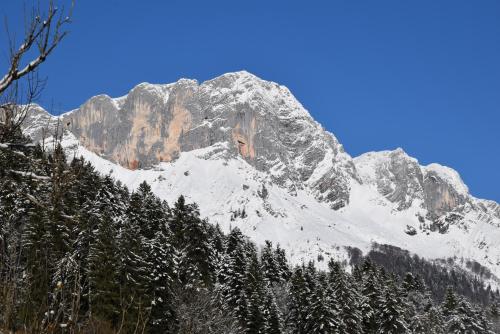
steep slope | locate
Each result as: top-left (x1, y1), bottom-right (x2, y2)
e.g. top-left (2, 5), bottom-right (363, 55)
top-left (354, 149), bottom-right (499, 227)
top-left (22, 71), bottom-right (500, 282)
top-left (55, 71), bottom-right (357, 210)
top-left (46, 132), bottom-right (500, 283)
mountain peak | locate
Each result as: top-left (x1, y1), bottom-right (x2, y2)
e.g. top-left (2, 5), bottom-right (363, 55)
top-left (21, 72), bottom-right (496, 218)
top-left (20, 72), bottom-right (500, 281)
top-left (393, 147), bottom-right (408, 155)
top-left (424, 163), bottom-right (469, 196)
top-left (24, 72), bottom-right (355, 209)
top-left (214, 69), bottom-right (257, 79)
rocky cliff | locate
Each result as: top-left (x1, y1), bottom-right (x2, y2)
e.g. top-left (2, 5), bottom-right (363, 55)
top-left (22, 71), bottom-right (500, 279)
top-left (27, 71), bottom-right (357, 209)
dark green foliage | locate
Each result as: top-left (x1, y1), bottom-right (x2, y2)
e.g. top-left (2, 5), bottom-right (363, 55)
top-left (442, 286), bottom-right (460, 317)
top-left (275, 244), bottom-right (291, 281)
top-left (409, 306), bottom-right (445, 334)
top-left (243, 247), bottom-right (266, 333)
top-left (445, 298), bottom-right (493, 333)
top-left (306, 274), bottom-right (338, 334)
top-left (358, 243), bottom-right (495, 306)
top-left (263, 288), bottom-right (283, 334)
top-left (0, 135), bottom-right (496, 333)
top-left (287, 267), bottom-right (310, 334)
top-left (148, 224), bottom-right (178, 334)
top-left (87, 212), bottom-right (121, 325)
top-left (262, 240), bottom-right (281, 285)
top-left (377, 279), bottom-right (409, 334)
top-left (328, 259), bottom-right (362, 334)
top-left (178, 207), bottom-right (214, 289)
top-left (360, 265), bottom-right (384, 333)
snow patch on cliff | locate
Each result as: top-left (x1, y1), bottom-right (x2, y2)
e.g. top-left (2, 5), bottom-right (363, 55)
top-left (425, 163), bottom-right (469, 196)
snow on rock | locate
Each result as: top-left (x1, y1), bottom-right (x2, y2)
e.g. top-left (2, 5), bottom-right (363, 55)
top-left (23, 71), bottom-right (500, 285)
top-left (424, 163), bottom-right (469, 196)
top-left (52, 131), bottom-right (500, 282)
top-left (26, 70), bottom-right (357, 210)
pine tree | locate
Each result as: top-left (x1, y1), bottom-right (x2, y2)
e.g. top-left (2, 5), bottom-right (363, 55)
top-left (328, 260), bottom-right (362, 334)
top-left (46, 144), bottom-right (72, 259)
top-left (409, 306), bottom-right (445, 334)
top-left (401, 272), bottom-right (418, 292)
top-left (119, 211), bottom-right (152, 329)
top-left (474, 307), bottom-right (494, 334)
top-left (209, 223), bottom-right (226, 260)
top-left (352, 264), bottom-right (364, 283)
top-left (262, 240), bottom-right (281, 285)
top-left (243, 248), bottom-right (266, 333)
top-left (360, 268), bottom-right (383, 333)
top-left (218, 237), bottom-right (248, 317)
top-left (263, 288), bottom-right (283, 334)
top-left (128, 181), bottom-right (164, 240)
top-left (377, 279), bottom-right (409, 334)
top-left (305, 274), bottom-right (338, 334)
top-left (226, 227), bottom-right (247, 254)
top-left (245, 289), bottom-right (265, 334)
top-left (20, 203), bottom-right (52, 327)
top-left (427, 306), bottom-right (446, 334)
top-left (177, 204), bottom-right (214, 288)
top-left (169, 195), bottom-right (189, 248)
top-left (442, 286), bottom-right (459, 317)
top-left (287, 267), bottom-right (310, 334)
top-left (275, 244), bottom-right (291, 282)
top-left (147, 222), bottom-right (178, 334)
top-left (446, 298), bottom-right (490, 333)
top-left (361, 258), bottom-right (376, 275)
top-left (87, 212), bottom-right (121, 326)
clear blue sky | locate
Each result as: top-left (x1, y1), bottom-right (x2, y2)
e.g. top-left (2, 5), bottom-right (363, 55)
top-left (2, 1), bottom-right (499, 201)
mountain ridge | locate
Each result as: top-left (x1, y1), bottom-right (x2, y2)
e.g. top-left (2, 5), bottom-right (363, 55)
top-left (22, 71), bottom-right (500, 282)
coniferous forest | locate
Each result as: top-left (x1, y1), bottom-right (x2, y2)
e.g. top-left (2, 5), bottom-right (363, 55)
top-left (1, 128), bottom-right (499, 333)
top-left (1, 1), bottom-right (500, 333)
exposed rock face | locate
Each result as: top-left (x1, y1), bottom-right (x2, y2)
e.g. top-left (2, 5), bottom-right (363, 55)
top-left (22, 70), bottom-right (499, 221)
top-left (355, 149), bottom-right (424, 210)
top-left (20, 71), bottom-right (500, 281)
top-left (26, 71), bottom-right (357, 209)
top-left (354, 149), bottom-right (482, 224)
top-left (23, 104), bottom-right (60, 141)
top-left (423, 167), bottom-right (468, 218)
top-left (65, 81), bottom-right (196, 169)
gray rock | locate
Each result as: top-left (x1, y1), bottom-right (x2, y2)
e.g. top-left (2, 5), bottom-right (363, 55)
top-left (353, 148), bottom-right (499, 229)
top-left (24, 71), bottom-right (357, 209)
top-left (22, 71), bottom-right (500, 222)
top-left (423, 170), bottom-right (467, 218)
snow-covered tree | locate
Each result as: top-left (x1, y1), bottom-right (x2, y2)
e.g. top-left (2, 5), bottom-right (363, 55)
top-left (87, 212), bottom-right (121, 325)
top-left (263, 287), bottom-right (283, 334)
top-left (328, 260), bottom-right (363, 334)
top-left (262, 240), bottom-right (281, 285)
top-left (306, 274), bottom-right (339, 334)
top-left (243, 247), bottom-right (266, 333)
top-left (147, 222), bottom-right (178, 334)
top-left (376, 279), bottom-right (409, 334)
top-left (442, 286), bottom-right (460, 317)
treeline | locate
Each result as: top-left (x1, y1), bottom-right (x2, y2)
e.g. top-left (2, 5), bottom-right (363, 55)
top-left (348, 244), bottom-right (500, 307)
top-left (0, 133), bottom-right (499, 333)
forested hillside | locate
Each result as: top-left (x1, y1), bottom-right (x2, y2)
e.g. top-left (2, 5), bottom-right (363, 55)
top-left (349, 244), bottom-right (499, 308)
top-left (0, 129), bottom-right (499, 333)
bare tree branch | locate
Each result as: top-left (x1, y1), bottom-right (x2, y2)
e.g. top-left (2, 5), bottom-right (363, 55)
top-left (0, 1), bottom-right (73, 143)
top-left (0, 1), bottom-right (73, 94)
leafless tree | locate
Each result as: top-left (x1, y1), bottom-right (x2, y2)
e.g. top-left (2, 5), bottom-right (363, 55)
top-left (0, 0), bottom-right (73, 143)
top-left (0, 2), bottom-right (74, 333)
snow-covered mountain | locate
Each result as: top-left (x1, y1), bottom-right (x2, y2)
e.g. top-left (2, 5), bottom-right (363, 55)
top-left (23, 71), bottom-right (500, 282)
